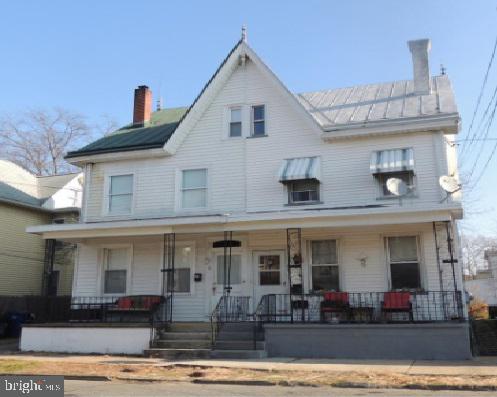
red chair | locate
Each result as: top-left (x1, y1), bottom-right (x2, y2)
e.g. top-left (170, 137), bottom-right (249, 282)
top-left (116, 297), bottom-right (133, 309)
top-left (320, 292), bottom-right (350, 322)
top-left (381, 292), bottom-right (413, 321)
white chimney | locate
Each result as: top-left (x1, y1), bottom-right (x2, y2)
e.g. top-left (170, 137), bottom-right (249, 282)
top-left (408, 39), bottom-right (432, 95)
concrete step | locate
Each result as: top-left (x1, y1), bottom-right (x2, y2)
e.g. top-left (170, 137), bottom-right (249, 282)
top-left (154, 339), bottom-right (212, 349)
top-left (159, 331), bottom-right (210, 340)
top-left (166, 322), bottom-right (211, 332)
top-left (216, 331), bottom-right (255, 340)
top-left (144, 348), bottom-right (211, 360)
top-left (219, 323), bottom-right (256, 332)
top-left (210, 349), bottom-right (267, 359)
top-left (214, 340), bottom-right (265, 350)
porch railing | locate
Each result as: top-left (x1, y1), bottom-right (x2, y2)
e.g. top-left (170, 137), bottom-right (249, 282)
top-left (210, 295), bottom-right (252, 348)
top-left (255, 291), bottom-right (464, 324)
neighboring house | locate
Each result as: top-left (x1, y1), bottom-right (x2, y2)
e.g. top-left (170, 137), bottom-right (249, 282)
top-left (24, 34), bottom-right (470, 359)
top-left (465, 249), bottom-right (497, 318)
top-left (0, 160), bottom-right (82, 296)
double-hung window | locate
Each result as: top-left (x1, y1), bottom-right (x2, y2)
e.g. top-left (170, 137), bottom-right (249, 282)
top-left (252, 105), bottom-right (265, 136)
top-left (310, 240), bottom-right (339, 291)
top-left (229, 107), bottom-right (242, 137)
top-left (387, 236), bottom-right (421, 290)
top-left (258, 255), bottom-right (280, 285)
top-left (181, 169), bottom-right (207, 209)
top-left (103, 248), bottom-right (129, 294)
top-left (109, 174), bottom-right (133, 214)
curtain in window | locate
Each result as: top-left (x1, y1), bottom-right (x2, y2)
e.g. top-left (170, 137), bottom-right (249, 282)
top-left (216, 255), bottom-right (242, 285)
top-left (388, 236), bottom-right (418, 262)
top-left (311, 240), bottom-right (337, 264)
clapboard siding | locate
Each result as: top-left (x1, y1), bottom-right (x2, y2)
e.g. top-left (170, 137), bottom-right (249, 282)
top-left (0, 203), bottom-right (50, 295)
top-left (83, 59), bottom-right (453, 222)
top-left (72, 223), bottom-right (455, 320)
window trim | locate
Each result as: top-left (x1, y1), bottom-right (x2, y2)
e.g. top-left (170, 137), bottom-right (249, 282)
top-left (251, 104), bottom-right (266, 137)
top-left (178, 168), bottom-right (209, 210)
top-left (385, 235), bottom-right (423, 291)
top-left (228, 106), bottom-right (243, 138)
top-left (308, 239), bottom-right (340, 292)
top-left (99, 244), bottom-right (133, 296)
top-left (103, 172), bottom-right (136, 216)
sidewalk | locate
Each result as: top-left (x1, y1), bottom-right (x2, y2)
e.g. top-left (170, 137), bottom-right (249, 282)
top-left (2, 352), bottom-right (497, 376)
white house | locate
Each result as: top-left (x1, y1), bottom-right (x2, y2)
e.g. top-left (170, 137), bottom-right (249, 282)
top-left (465, 250), bottom-right (497, 318)
top-left (23, 34), bottom-right (470, 359)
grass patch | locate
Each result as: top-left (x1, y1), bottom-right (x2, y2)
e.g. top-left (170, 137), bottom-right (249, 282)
top-left (0, 359), bottom-right (40, 373)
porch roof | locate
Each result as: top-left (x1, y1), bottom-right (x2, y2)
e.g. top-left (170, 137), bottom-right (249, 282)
top-left (26, 205), bottom-right (461, 240)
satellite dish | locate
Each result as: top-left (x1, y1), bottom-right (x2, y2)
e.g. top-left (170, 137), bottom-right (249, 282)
top-left (386, 178), bottom-right (408, 196)
top-left (439, 176), bottom-right (460, 194)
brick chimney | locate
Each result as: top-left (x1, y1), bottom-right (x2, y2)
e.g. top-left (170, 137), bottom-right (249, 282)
top-left (408, 39), bottom-right (432, 95)
top-left (133, 85), bottom-right (152, 126)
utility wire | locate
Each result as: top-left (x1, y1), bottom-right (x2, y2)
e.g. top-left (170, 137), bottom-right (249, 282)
top-left (459, 33), bottom-right (497, 158)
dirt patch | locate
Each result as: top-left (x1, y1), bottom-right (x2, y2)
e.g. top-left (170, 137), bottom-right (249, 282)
top-left (0, 359), bottom-right (497, 391)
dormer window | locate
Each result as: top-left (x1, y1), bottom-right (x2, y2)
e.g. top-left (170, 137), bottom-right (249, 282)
top-left (229, 107), bottom-right (242, 137)
top-left (252, 105), bottom-right (265, 136)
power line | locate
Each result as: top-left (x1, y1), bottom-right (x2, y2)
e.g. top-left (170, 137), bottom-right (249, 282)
top-left (459, 33), bottom-right (497, 158)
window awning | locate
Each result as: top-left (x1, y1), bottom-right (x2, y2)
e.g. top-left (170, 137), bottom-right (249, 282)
top-left (278, 157), bottom-right (321, 182)
top-left (370, 148), bottom-right (414, 174)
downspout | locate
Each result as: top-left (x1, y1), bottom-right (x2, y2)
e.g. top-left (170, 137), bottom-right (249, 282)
top-left (81, 163), bottom-right (92, 223)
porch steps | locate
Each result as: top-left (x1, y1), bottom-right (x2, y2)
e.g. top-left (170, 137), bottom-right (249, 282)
top-left (212, 322), bottom-right (267, 359)
top-left (145, 322), bottom-right (213, 359)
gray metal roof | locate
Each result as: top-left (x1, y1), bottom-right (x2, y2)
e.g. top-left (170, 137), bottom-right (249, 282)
top-left (296, 75), bottom-right (458, 130)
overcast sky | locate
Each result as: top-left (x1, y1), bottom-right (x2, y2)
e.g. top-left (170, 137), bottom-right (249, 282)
top-left (1, 0), bottom-right (496, 235)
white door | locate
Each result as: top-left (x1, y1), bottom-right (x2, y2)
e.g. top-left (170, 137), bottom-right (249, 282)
top-left (210, 249), bottom-right (250, 310)
top-left (252, 251), bottom-right (288, 310)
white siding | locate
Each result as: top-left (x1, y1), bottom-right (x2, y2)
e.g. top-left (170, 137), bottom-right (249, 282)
top-left (83, 59), bottom-right (455, 223)
top-left (72, 223), bottom-right (457, 320)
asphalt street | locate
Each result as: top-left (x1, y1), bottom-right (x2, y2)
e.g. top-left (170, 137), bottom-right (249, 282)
top-left (64, 380), bottom-right (497, 397)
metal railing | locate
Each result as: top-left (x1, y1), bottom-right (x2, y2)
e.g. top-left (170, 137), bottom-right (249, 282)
top-left (255, 291), bottom-right (464, 324)
top-left (150, 295), bottom-right (172, 345)
top-left (210, 295), bottom-right (252, 348)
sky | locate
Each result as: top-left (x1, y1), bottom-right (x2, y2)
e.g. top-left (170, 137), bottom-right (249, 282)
top-left (0, 0), bottom-right (496, 235)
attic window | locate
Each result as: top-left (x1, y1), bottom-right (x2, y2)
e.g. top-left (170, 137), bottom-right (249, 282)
top-left (252, 105), bottom-right (265, 136)
top-left (229, 107), bottom-right (242, 137)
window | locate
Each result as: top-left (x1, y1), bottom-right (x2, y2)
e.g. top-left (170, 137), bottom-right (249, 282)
top-left (229, 107), bottom-right (242, 137)
top-left (387, 236), bottom-right (421, 290)
top-left (288, 180), bottom-right (320, 204)
top-left (377, 171), bottom-right (414, 197)
top-left (109, 174), bottom-right (133, 214)
top-left (310, 240), bottom-right (339, 291)
top-left (216, 255), bottom-right (242, 285)
top-left (252, 105), bottom-right (265, 136)
top-left (181, 169), bottom-right (207, 209)
top-left (258, 255), bottom-right (280, 285)
top-left (170, 245), bottom-right (194, 293)
top-left (103, 248), bottom-right (129, 294)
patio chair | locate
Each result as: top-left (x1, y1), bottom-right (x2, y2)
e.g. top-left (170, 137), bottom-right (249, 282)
top-left (320, 292), bottom-right (350, 322)
top-left (381, 292), bottom-right (413, 322)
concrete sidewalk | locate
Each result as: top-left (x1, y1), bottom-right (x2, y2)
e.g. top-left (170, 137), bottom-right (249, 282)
top-left (2, 352), bottom-right (497, 376)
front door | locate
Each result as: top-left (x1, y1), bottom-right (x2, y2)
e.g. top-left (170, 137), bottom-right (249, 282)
top-left (210, 248), bottom-right (250, 310)
top-left (252, 251), bottom-right (288, 310)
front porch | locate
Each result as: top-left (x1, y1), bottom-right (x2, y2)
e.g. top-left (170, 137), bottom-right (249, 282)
top-left (21, 221), bottom-right (470, 359)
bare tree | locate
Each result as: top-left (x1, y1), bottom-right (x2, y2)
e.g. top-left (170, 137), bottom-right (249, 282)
top-left (0, 108), bottom-right (113, 175)
top-left (460, 233), bottom-right (497, 276)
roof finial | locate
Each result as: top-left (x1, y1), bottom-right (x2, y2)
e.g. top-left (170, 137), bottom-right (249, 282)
top-left (440, 64), bottom-right (446, 75)
top-left (241, 25), bottom-right (247, 42)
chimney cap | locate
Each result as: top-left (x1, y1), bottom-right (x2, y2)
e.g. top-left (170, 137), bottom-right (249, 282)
top-left (408, 38), bottom-right (431, 52)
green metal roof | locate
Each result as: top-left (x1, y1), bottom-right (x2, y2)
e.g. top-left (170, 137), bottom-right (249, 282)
top-left (66, 39), bottom-right (244, 159)
top-left (66, 107), bottom-right (188, 158)
top-left (0, 181), bottom-right (42, 208)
